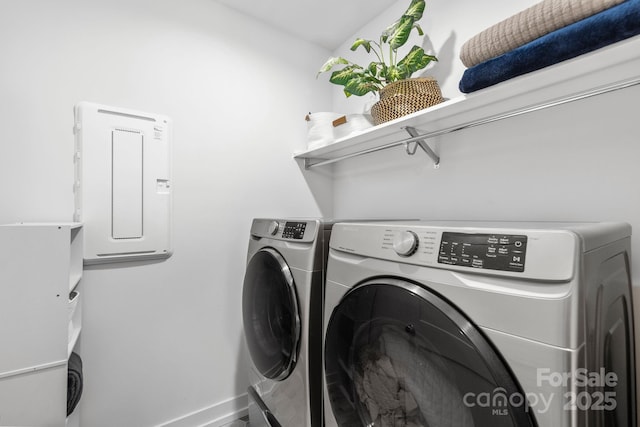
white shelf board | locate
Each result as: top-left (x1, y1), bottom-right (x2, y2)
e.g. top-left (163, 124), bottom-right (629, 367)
top-left (295, 35), bottom-right (640, 168)
top-left (69, 272), bottom-right (82, 292)
top-left (68, 327), bottom-right (81, 358)
top-left (0, 222), bottom-right (83, 228)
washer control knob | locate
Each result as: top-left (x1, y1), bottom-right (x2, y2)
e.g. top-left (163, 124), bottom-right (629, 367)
top-left (268, 221), bottom-right (280, 236)
top-left (393, 231), bottom-right (419, 257)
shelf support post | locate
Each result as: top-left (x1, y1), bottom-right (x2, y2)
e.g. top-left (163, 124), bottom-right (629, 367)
top-left (402, 126), bottom-right (440, 168)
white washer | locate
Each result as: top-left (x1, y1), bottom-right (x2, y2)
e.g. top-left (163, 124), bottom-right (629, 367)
top-left (323, 221), bottom-right (636, 427)
top-left (242, 218), bottom-right (331, 427)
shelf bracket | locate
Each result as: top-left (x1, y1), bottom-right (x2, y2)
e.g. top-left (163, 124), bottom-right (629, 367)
top-left (402, 126), bottom-right (440, 168)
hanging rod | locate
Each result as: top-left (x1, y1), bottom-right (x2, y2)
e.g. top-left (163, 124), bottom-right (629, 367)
top-left (403, 126), bottom-right (440, 168)
top-left (301, 76), bottom-right (640, 170)
top-left (302, 128), bottom-right (444, 169)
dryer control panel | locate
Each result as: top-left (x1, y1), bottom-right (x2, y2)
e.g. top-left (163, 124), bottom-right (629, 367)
top-left (438, 232), bottom-right (528, 272)
top-left (250, 218), bottom-right (318, 243)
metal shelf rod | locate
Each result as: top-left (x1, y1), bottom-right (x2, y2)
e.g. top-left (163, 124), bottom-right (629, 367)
top-left (302, 76), bottom-right (640, 170)
top-left (303, 131), bottom-right (442, 169)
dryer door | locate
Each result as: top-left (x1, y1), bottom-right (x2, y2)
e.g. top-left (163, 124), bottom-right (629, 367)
top-left (324, 279), bottom-right (537, 427)
top-left (242, 248), bottom-right (301, 381)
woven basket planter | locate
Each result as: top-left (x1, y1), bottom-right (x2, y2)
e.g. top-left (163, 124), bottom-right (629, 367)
top-left (371, 77), bottom-right (444, 125)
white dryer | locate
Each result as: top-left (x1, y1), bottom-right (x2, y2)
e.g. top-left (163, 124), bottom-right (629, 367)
top-left (242, 218), bottom-right (331, 427)
top-left (323, 221), bottom-right (636, 427)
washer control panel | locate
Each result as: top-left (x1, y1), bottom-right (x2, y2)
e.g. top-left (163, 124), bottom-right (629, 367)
top-left (438, 232), bottom-right (527, 272)
top-left (282, 221), bottom-right (307, 240)
top-left (330, 222), bottom-right (579, 281)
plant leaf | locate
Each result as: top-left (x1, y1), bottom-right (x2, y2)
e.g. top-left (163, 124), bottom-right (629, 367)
top-left (381, 21), bottom-right (399, 44)
top-left (344, 76), bottom-right (380, 96)
top-left (382, 0), bottom-right (425, 42)
top-left (405, 0), bottom-right (425, 20)
top-left (367, 62), bottom-right (379, 78)
top-left (397, 46), bottom-right (437, 76)
top-left (384, 65), bottom-right (404, 83)
top-left (377, 62), bottom-right (389, 82)
top-left (350, 38), bottom-right (372, 53)
top-left (317, 57), bottom-right (349, 75)
top-left (387, 15), bottom-right (414, 50)
top-left (329, 65), bottom-right (363, 86)
top-left (318, 0), bottom-right (434, 98)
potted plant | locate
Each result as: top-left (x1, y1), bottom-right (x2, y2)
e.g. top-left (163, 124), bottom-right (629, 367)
top-left (317, 0), bottom-right (443, 124)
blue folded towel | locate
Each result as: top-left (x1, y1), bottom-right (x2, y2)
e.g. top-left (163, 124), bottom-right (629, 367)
top-left (459, 0), bottom-right (640, 93)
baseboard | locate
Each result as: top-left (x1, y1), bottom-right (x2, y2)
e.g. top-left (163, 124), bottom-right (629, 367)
top-left (157, 393), bottom-right (248, 427)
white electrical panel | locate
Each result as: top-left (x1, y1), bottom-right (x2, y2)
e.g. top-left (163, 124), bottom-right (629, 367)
top-left (74, 102), bottom-right (172, 264)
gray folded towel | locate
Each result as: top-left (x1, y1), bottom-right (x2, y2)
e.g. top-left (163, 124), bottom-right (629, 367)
top-left (460, 0), bottom-right (625, 67)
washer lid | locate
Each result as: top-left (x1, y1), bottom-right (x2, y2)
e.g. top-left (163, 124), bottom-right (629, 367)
top-left (242, 248), bottom-right (300, 380)
top-left (324, 278), bottom-right (537, 426)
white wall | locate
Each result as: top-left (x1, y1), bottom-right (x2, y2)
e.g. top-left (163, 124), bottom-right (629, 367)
top-left (0, 1), bottom-right (333, 425)
top-left (331, 86), bottom-right (640, 236)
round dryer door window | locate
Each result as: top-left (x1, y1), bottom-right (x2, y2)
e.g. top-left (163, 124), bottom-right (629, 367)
top-left (242, 248), bottom-right (301, 381)
top-left (325, 279), bottom-right (537, 427)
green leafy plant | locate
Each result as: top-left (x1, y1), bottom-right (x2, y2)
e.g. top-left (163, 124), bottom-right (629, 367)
top-left (318, 0), bottom-right (437, 97)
